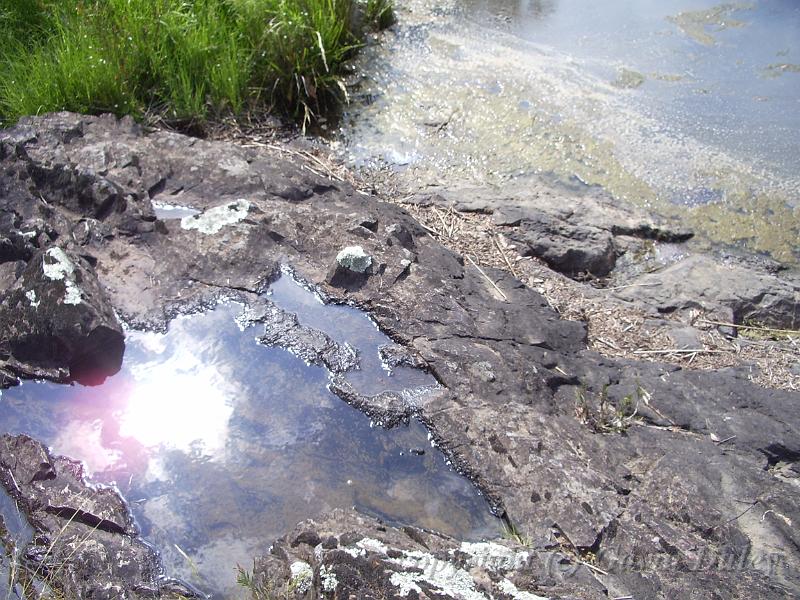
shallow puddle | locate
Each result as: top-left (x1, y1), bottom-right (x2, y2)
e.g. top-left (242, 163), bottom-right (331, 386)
top-left (0, 277), bottom-right (498, 597)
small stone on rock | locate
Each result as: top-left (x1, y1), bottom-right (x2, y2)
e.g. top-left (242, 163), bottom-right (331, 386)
top-left (336, 246), bottom-right (372, 273)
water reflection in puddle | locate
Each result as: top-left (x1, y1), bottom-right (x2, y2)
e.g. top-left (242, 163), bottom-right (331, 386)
top-left (0, 277), bottom-right (498, 597)
top-left (151, 201), bottom-right (201, 220)
top-left (267, 274), bottom-right (434, 395)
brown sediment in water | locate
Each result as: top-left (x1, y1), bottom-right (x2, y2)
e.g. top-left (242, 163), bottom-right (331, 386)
top-left (667, 2), bottom-right (754, 46)
top-left (762, 63), bottom-right (800, 78)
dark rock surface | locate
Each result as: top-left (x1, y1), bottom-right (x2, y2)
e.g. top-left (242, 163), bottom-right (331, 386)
top-left (414, 186), bottom-right (800, 328)
top-left (0, 246), bottom-right (124, 384)
top-left (253, 508), bottom-right (791, 600)
top-left (0, 434), bottom-right (198, 598)
top-left (329, 376), bottom-right (439, 428)
top-left (0, 113), bottom-right (798, 598)
top-left (612, 254), bottom-right (800, 329)
top-left (252, 508), bottom-right (605, 600)
top-left (379, 342), bottom-right (426, 370)
top-left (414, 185), bottom-right (692, 277)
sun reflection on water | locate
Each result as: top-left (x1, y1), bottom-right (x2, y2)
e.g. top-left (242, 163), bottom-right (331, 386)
top-left (120, 366), bottom-right (234, 456)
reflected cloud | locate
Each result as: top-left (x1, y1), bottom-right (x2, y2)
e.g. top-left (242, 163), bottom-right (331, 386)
top-left (52, 419), bottom-right (123, 475)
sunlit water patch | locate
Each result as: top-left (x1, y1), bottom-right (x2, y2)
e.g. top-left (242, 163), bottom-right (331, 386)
top-left (340, 0), bottom-right (800, 264)
top-left (0, 278), bottom-right (497, 598)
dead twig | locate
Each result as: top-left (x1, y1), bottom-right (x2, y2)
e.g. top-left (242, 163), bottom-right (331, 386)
top-left (713, 435), bottom-right (737, 445)
top-left (596, 337), bottom-right (621, 351)
top-left (254, 142), bottom-right (348, 183)
top-left (580, 561), bottom-right (610, 576)
top-left (633, 348), bottom-right (725, 355)
top-left (492, 234), bottom-right (518, 278)
top-left (711, 499), bottom-right (759, 531)
top-left (466, 255), bottom-right (507, 301)
top-left (697, 319), bottom-right (799, 336)
top-left (432, 206), bottom-right (451, 238)
top-left (417, 221), bottom-right (441, 237)
top-left (301, 164), bottom-right (327, 179)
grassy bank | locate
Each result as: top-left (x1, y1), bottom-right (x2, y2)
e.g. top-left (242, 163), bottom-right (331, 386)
top-left (0, 0), bottom-right (392, 129)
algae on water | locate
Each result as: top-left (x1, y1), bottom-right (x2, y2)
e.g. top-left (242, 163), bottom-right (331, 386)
top-left (611, 69), bottom-right (646, 89)
top-left (685, 192), bottom-right (800, 264)
top-left (762, 63), bottom-right (800, 79)
top-left (344, 0), bottom-right (800, 267)
top-left (667, 3), bottom-right (754, 46)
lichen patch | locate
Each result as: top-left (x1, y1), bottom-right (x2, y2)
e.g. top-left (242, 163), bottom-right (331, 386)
top-left (180, 199), bottom-right (251, 235)
top-left (458, 541), bottom-right (529, 572)
top-left (25, 289), bottom-right (40, 308)
top-left (497, 578), bottom-right (549, 600)
top-left (289, 560), bottom-right (313, 594)
top-left (42, 248), bottom-right (83, 305)
top-left (319, 564), bottom-right (338, 593)
top-left (387, 549), bottom-right (486, 600)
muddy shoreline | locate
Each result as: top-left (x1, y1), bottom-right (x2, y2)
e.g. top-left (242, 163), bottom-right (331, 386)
top-left (1, 113), bottom-right (799, 598)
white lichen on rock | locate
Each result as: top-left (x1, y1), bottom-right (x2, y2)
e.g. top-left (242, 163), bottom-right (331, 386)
top-left (42, 247), bottom-right (82, 305)
top-left (387, 549), bottom-right (486, 600)
top-left (180, 199), bottom-right (251, 235)
top-left (390, 571), bottom-right (424, 597)
top-left (341, 546), bottom-right (365, 558)
top-left (497, 578), bottom-right (549, 600)
top-left (42, 247), bottom-right (74, 281)
top-left (357, 537), bottom-right (389, 555)
top-left (319, 564), bottom-right (338, 593)
top-left (25, 289), bottom-right (40, 308)
top-left (289, 560), bottom-right (313, 594)
top-left (458, 541), bottom-right (529, 572)
top-left (336, 535), bottom-right (530, 600)
top-left (341, 536), bottom-right (389, 559)
top-left (336, 246), bottom-right (372, 273)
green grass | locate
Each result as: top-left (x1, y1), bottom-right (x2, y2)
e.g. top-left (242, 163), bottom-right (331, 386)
top-left (0, 0), bottom-right (392, 130)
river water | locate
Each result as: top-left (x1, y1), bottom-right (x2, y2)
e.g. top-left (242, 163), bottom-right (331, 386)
top-left (0, 276), bottom-right (497, 597)
top-left (339, 0), bottom-right (799, 265)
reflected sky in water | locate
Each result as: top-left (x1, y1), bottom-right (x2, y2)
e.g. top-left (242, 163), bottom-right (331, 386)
top-left (0, 278), bottom-right (497, 598)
